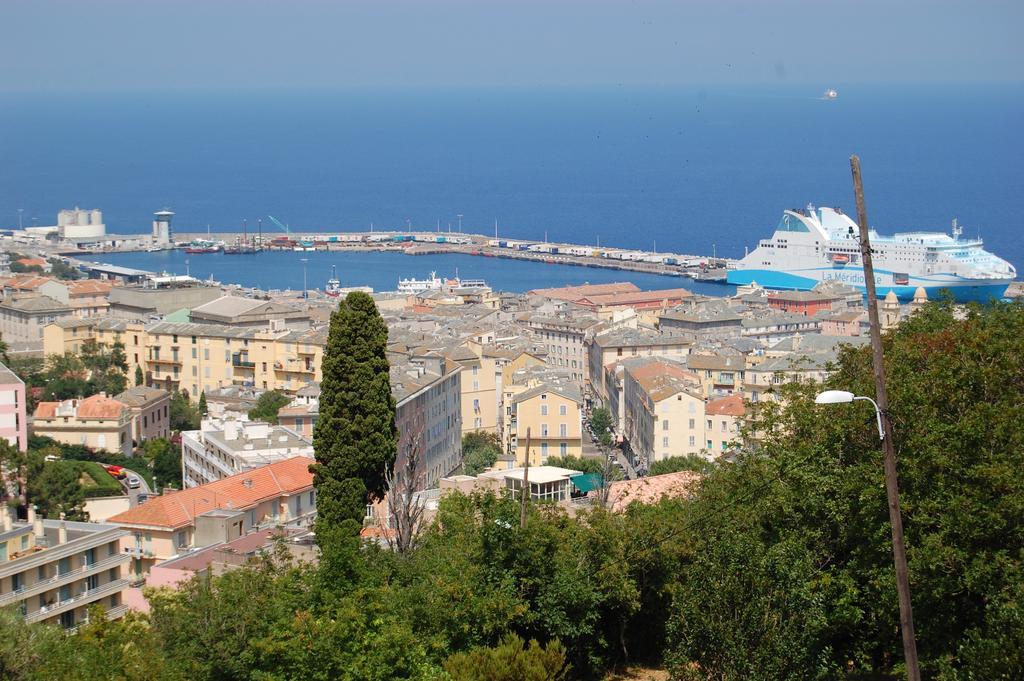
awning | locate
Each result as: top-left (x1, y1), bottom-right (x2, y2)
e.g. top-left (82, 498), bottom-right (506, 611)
top-left (570, 472), bottom-right (604, 493)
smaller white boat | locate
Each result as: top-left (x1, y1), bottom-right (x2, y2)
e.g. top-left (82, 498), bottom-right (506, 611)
top-left (325, 265), bottom-right (342, 297)
top-left (823, 88), bottom-right (838, 100)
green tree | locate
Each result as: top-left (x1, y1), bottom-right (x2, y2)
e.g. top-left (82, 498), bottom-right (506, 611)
top-left (135, 365), bottom-right (144, 387)
top-left (313, 291), bottom-right (396, 529)
top-left (42, 352), bottom-right (89, 399)
top-left (648, 453), bottom-right (715, 476)
top-left (145, 438), bottom-right (181, 490)
top-left (170, 390), bottom-right (200, 431)
top-left (444, 635), bottom-right (569, 681)
top-left (28, 457), bottom-right (86, 520)
top-left (665, 300), bottom-right (1024, 679)
top-left (247, 390), bottom-right (290, 424)
top-left (589, 407), bottom-right (613, 447)
top-left (198, 391), bottom-right (208, 416)
top-left (462, 431), bottom-right (503, 475)
top-left (47, 258), bottom-right (82, 280)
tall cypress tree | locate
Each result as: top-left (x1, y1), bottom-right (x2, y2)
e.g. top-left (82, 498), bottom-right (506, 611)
top-left (312, 291), bottom-right (396, 530)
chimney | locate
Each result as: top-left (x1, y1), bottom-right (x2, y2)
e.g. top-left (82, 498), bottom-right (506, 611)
top-left (1, 508), bottom-right (11, 532)
top-left (30, 506), bottom-right (44, 539)
top-left (242, 478), bottom-right (253, 489)
top-left (58, 513), bottom-right (68, 544)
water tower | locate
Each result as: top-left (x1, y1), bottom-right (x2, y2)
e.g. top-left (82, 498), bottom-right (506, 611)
top-left (153, 209), bottom-right (174, 246)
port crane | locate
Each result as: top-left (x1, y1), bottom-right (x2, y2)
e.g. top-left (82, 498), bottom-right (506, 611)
top-left (267, 215), bottom-right (291, 235)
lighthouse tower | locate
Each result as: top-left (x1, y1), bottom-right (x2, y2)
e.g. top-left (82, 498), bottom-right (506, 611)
top-left (153, 209), bottom-right (174, 247)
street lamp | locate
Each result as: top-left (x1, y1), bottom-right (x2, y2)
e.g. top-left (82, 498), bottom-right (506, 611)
top-left (300, 258), bottom-right (308, 300)
top-left (814, 390), bottom-right (884, 440)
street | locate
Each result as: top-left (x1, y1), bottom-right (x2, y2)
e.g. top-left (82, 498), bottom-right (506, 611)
top-left (121, 467), bottom-right (152, 507)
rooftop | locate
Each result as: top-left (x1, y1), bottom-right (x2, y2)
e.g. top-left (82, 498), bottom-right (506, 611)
top-left (107, 456), bottom-right (314, 530)
top-left (607, 471), bottom-right (701, 512)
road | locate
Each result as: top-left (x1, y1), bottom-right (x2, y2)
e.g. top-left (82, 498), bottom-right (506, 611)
top-left (121, 467), bottom-right (152, 507)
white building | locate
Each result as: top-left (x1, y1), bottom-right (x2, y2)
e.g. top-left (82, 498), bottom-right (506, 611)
top-left (181, 417), bottom-right (313, 488)
top-left (152, 210), bottom-right (174, 247)
top-left (58, 207), bottom-right (106, 243)
top-left (0, 508), bottom-right (129, 629)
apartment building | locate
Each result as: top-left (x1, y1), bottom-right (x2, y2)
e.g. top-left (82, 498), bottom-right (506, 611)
top-left (33, 394), bottom-right (133, 456)
top-left (520, 314), bottom-right (601, 384)
top-left (0, 295), bottom-right (75, 346)
top-left (586, 328), bottom-right (692, 403)
top-left (115, 386), bottom-right (171, 445)
top-left (144, 322), bottom-right (325, 397)
top-left (0, 508), bottom-right (129, 629)
top-left (622, 359), bottom-right (707, 465)
top-left (181, 418), bottom-right (313, 488)
top-left (447, 345), bottom-right (503, 435)
top-left (38, 279), bottom-right (112, 318)
top-left (0, 363), bottom-right (27, 451)
top-left (43, 318), bottom-right (149, 382)
top-left (107, 457), bottom-right (316, 578)
top-left (508, 382), bottom-right (583, 465)
top-left (390, 355), bottom-right (462, 488)
top-left (704, 394), bottom-right (745, 454)
top-left (685, 351), bottom-right (747, 398)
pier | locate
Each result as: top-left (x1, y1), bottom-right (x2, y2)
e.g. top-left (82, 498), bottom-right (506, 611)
top-left (59, 230), bottom-right (734, 283)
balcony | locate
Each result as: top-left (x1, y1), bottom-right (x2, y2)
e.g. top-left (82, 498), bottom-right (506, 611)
top-left (25, 578), bottom-right (129, 623)
top-left (121, 546), bottom-right (155, 559)
top-left (231, 354), bottom-right (255, 369)
top-left (0, 553), bottom-right (129, 607)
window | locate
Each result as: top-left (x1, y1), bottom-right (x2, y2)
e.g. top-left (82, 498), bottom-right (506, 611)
top-left (707, 419), bottom-right (712, 430)
top-left (559, 423), bottom-right (567, 437)
top-left (559, 404), bottom-right (566, 416)
top-left (663, 437), bottom-right (669, 448)
top-left (707, 440), bottom-right (713, 449)
top-left (662, 419), bottom-right (669, 431)
top-left (689, 436), bottom-right (695, 446)
top-left (540, 405), bottom-right (548, 416)
top-left (540, 442), bottom-right (549, 458)
top-left (721, 420), bottom-right (727, 433)
top-left (560, 442), bottom-right (567, 456)
top-left (541, 424), bottom-right (548, 436)
top-left (688, 402), bottom-right (696, 414)
top-left (191, 348), bottom-right (197, 359)
top-left (204, 348), bottom-right (209, 360)
top-left (689, 418), bottom-right (695, 429)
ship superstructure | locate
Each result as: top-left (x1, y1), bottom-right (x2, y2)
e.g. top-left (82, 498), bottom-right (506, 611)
top-left (728, 204), bottom-right (1015, 301)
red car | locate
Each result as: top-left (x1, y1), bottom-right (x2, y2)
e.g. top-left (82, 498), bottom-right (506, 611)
top-left (103, 464), bottom-right (126, 480)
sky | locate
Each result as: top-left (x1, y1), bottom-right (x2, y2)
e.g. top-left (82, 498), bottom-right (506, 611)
top-left (1, 0), bottom-right (1021, 92)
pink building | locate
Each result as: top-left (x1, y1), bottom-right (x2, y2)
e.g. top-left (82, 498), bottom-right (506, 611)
top-left (0, 363), bottom-right (27, 451)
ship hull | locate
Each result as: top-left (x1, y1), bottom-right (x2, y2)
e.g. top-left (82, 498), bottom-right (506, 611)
top-left (727, 267), bottom-right (1010, 302)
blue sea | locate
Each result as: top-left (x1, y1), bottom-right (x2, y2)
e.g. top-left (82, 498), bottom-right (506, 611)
top-left (1, 84), bottom-right (1021, 291)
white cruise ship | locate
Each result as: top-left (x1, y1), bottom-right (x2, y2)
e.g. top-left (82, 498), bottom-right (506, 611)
top-left (728, 204), bottom-right (1016, 302)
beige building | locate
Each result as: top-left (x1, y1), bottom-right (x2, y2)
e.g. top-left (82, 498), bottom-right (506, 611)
top-left (704, 394), bottom-right (745, 455)
top-left (586, 329), bottom-right (692, 403)
top-left (508, 383), bottom-right (583, 465)
top-left (0, 508), bottom-right (129, 629)
top-left (0, 295), bottom-right (75, 347)
top-left (622, 360), bottom-right (707, 465)
top-left (107, 457), bottom-right (315, 579)
top-left (115, 386), bottom-right (172, 446)
top-left (33, 394), bottom-right (133, 456)
top-left (43, 318), bottom-right (149, 382)
top-left (38, 279), bottom-right (112, 319)
top-left (685, 351), bottom-right (747, 398)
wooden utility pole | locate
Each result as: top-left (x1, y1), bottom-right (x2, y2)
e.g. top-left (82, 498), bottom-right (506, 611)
top-left (520, 428), bottom-right (531, 528)
top-left (850, 155), bottom-right (921, 681)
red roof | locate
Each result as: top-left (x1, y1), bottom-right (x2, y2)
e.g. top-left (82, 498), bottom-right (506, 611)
top-left (107, 457), bottom-right (314, 530)
top-left (706, 393), bottom-right (745, 417)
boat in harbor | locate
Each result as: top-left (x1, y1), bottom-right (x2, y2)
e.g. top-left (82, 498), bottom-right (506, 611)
top-left (397, 271), bottom-right (490, 294)
top-left (727, 204), bottom-right (1016, 301)
top-left (184, 239), bottom-right (223, 254)
top-left (398, 271), bottom-right (443, 294)
top-left (325, 265), bottom-right (342, 297)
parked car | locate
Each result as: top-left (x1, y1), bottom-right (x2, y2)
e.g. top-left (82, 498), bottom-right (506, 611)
top-left (126, 475), bottom-right (141, 489)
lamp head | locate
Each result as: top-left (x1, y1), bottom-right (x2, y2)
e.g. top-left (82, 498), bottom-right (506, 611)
top-left (815, 390), bottom-right (855, 405)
